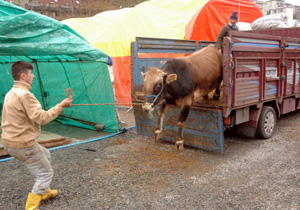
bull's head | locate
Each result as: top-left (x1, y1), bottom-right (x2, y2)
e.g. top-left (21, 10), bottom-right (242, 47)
top-left (141, 67), bottom-right (177, 113)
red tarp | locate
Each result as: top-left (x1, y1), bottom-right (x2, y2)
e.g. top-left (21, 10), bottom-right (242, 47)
top-left (185, 0), bottom-right (263, 42)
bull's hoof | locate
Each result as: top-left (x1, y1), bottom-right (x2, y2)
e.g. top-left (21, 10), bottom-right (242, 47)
top-left (155, 131), bottom-right (162, 142)
top-left (175, 141), bottom-right (184, 151)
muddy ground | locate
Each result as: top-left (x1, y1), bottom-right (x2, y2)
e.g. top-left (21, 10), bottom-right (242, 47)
top-left (0, 108), bottom-right (299, 209)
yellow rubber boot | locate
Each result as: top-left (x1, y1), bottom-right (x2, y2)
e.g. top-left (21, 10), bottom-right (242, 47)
top-left (41, 188), bottom-right (58, 201)
top-left (25, 192), bottom-right (42, 210)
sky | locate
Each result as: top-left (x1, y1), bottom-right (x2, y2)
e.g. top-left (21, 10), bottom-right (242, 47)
top-left (285, 0), bottom-right (300, 6)
top-left (259, 0), bottom-right (300, 6)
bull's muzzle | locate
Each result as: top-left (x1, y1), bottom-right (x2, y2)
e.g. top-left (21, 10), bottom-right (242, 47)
top-left (142, 102), bottom-right (154, 112)
top-left (142, 102), bottom-right (154, 120)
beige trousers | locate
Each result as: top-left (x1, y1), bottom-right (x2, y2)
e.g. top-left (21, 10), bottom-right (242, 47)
top-left (5, 142), bottom-right (53, 195)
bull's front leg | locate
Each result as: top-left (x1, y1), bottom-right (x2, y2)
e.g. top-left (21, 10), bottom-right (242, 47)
top-left (176, 105), bottom-right (191, 150)
top-left (155, 102), bottom-right (170, 142)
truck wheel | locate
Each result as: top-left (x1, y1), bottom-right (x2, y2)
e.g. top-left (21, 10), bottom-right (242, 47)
top-left (256, 106), bottom-right (276, 139)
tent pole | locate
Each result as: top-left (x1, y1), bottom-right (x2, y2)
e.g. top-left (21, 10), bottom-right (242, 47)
top-left (115, 105), bottom-right (121, 132)
top-left (32, 59), bottom-right (47, 109)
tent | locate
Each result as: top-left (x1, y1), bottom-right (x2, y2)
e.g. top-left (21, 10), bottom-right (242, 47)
top-left (62, 0), bottom-right (263, 104)
top-left (0, 1), bottom-right (118, 132)
top-left (185, 0), bottom-right (263, 42)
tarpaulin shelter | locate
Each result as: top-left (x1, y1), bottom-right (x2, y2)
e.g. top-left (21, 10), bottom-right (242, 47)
top-left (185, 0), bottom-right (263, 42)
top-left (0, 1), bottom-right (118, 132)
top-left (63, 0), bottom-right (262, 104)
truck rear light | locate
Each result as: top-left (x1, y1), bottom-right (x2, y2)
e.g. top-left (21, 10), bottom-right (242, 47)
top-left (223, 117), bottom-right (231, 126)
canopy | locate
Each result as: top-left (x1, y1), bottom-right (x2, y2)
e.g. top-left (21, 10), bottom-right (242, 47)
top-left (0, 1), bottom-right (118, 132)
top-left (63, 0), bottom-right (262, 104)
top-left (185, 0), bottom-right (263, 42)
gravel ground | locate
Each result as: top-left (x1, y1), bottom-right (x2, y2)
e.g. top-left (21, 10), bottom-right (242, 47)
top-left (0, 108), bottom-right (300, 210)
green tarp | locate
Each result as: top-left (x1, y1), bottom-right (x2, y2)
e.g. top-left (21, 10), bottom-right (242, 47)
top-left (0, 1), bottom-right (119, 132)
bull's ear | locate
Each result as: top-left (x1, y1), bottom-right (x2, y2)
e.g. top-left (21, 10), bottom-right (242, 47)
top-left (141, 72), bottom-right (145, 78)
top-left (166, 74), bottom-right (177, 84)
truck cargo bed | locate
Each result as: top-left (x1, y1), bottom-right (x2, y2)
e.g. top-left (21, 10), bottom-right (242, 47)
top-left (131, 28), bottom-right (300, 152)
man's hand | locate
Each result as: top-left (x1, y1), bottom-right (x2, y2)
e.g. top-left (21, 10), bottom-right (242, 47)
top-left (60, 97), bottom-right (73, 108)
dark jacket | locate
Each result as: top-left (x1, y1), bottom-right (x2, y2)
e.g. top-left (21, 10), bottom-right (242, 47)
top-left (216, 24), bottom-right (239, 50)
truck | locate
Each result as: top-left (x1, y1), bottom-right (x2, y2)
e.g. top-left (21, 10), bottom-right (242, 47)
top-left (131, 27), bottom-right (300, 153)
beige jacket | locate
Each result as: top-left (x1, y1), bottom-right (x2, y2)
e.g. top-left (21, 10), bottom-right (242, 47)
top-left (1, 81), bottom-right (64, 149)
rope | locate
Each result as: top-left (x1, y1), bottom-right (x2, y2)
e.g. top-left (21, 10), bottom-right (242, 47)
top-left (64, 89), bottom-right (144, 106)
top-left (71, 103), bottom-right (144, 106)
top-left (0, 126), bottom-right (137, 163)
top-left (239, 0), bottom-right (240, 20)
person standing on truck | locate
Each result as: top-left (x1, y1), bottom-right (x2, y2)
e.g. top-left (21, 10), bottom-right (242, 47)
top-left (1, 61), bottom-right (73, 210)
top-left (216, 11), bottom-right (239, 53)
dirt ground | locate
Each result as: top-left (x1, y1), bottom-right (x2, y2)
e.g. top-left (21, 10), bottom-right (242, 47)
top-left (0, 107), bottom-right (299, 209)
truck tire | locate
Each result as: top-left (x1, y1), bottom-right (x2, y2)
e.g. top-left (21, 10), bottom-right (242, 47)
top-left (256, 106), bottom-right (276, 139)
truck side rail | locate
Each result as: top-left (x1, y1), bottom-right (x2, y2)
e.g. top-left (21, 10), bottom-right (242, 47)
top-left (223, 30), bottom-right (300, 118)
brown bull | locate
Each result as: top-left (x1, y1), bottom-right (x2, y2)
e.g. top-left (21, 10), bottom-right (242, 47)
top-left (141, 44), bottom-right (223, 150)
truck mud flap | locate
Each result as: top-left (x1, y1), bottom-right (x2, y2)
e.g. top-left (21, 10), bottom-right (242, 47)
top-left (133, 104), bottom-right (224, 153)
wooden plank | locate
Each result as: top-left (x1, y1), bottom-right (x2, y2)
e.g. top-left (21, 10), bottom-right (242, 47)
top-left (0, 138), bottom-right (70, 157)
top-left (0, 129), bottom-right (70, 157)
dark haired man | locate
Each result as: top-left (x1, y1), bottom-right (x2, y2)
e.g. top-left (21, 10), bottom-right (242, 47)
top-left (216, 11), bottom-right (239, 53)
top-left (1, 61), bottom-right (73, 210)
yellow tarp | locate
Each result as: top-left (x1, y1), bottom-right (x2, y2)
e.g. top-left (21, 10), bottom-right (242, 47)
top-left (63, 0), bottom-right (207, 57)
top-left (63, 0), bottom-right (209, 103)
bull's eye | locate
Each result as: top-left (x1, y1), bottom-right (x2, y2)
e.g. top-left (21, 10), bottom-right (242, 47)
top-left (155, 84), bottom-right (161, 92)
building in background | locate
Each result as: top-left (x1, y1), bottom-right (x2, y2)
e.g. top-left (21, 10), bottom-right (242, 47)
top-left (5, 0), bottom-right (300, 21)
top-left (5, 0), bottom-right (147, 21)
top-left (252, 0), bottom-right (300, 19)
top-left (5, 0), bottom-right (102, 21)
top-left (252, 0), bottom-right (268, 15)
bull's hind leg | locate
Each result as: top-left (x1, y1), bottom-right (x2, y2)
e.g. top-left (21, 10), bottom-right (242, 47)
top-left (155, 102), bottom-right (170, 142)
top-left (176, 105), bottom-right (191, 150)
top-left (213, 85), bottom-right (221, 99)
top-left (213, 80), bottom-right (223, 99)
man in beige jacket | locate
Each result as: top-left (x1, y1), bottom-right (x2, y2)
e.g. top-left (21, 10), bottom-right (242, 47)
top-left (1, 61), bottom-right (73, 210)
